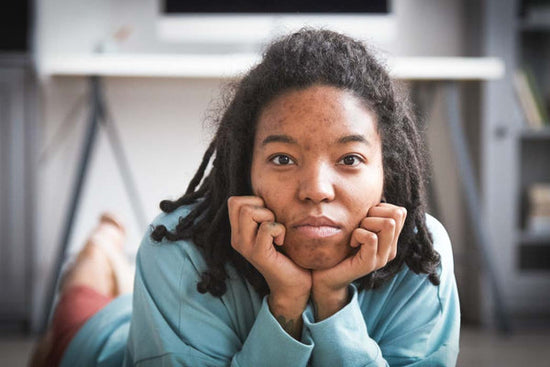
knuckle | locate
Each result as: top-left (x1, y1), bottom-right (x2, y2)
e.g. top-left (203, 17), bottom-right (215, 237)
top-left (366, 232), bottom-right (378, 244)
top-left (254, 196), bottom-right (265, 207)
top-left (241, 204), bottom-right (255, 217)
top-left (227, 196), bottom-right (241, 211)
top-left (258, 221), bottom-right (275, 236)
top-left (258, 221), bottom-right (270, 231)
top-left (383, 218), bottom-right (396, 231)
top-left (264, 210), bottom-right (275, 222)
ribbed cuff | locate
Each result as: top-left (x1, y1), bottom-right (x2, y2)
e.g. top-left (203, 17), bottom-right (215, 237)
top-left (234, 296), bottom-right (313, 367)
top-left (303, 284), bottom-right (383, 366)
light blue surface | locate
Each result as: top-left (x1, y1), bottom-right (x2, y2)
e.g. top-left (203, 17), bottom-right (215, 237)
top-left (62, 206), bottom-right (460, 366)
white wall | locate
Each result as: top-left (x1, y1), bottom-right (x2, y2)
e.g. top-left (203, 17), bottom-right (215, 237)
top-left (33, 0), bottom-right (471, 329)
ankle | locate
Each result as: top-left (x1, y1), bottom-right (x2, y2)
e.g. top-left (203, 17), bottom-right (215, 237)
top-left (60, 244), bottom-right (116, 297)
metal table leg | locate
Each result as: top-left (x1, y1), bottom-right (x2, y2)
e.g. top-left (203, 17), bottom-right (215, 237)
top-left (41, 76), bottom-right (102, 332)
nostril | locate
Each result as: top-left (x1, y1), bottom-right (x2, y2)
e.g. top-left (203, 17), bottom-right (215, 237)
top-left (299, 184), bottom-right (335, 203)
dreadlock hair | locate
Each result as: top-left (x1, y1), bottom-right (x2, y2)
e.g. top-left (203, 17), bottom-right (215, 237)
top-left (151, 28), bottom-right (441, 298)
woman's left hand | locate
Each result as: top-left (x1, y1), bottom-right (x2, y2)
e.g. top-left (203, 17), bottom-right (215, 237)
top-left (311, 203), bottom-right (407, 320)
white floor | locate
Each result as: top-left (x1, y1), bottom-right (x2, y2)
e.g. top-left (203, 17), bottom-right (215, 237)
top-left (2, 326), bottom-right (550, 366)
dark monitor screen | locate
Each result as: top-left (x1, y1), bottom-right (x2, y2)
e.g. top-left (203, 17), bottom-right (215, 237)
top-left (163, 1), bottom-right (389, 14)
top-left (0, 1), bottom-right (30, 51)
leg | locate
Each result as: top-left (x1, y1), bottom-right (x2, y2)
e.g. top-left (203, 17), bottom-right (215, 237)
top-left (29, 213), bottom-right (131, 367)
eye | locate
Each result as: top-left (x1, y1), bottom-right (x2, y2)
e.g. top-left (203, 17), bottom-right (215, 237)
top-left (270, 154), bottom-right (295, 166)
top-left (338, 154), bottom-right (364, 166)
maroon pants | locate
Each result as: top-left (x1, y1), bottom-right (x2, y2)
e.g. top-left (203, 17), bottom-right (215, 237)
top-left (43, 285), bottom-right (112, 366)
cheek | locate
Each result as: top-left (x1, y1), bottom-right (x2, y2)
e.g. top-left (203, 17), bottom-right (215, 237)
top-left (252, 174), bottom-right (295, 222)
top-left (251, 155), bottom-right (293, 210)
top-left (254, 185), bottom-right (285, 214)
top-left (345, 173), bottom-right (384, 218)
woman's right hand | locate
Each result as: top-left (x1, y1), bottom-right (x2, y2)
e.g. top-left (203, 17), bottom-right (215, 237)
top-left (227, 196), bottom-right (311, 338)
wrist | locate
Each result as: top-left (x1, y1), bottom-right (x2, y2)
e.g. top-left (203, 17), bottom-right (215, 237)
top-left (311, 286), bottom-right (350, 321)
top-left (268, 291), bottom-right (309, 317)
top-left (268, 293), bottom-right (308, 340)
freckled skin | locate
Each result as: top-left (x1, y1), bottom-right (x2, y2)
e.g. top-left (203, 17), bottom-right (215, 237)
top-left (251, 85), bottom-right (384, 270)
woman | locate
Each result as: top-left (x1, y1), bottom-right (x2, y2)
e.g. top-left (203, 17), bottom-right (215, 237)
top-left (32, 28), bottom-right (460, 366)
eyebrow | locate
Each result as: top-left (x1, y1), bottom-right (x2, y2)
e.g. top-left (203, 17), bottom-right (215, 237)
top-left (337, 134), bottom-right (370, 146)
top-left (261, 134), bottom-right (298, 146)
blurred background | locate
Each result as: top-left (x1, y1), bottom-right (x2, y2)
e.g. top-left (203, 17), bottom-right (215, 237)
top-left (1, 0), bottom-right (550, 365)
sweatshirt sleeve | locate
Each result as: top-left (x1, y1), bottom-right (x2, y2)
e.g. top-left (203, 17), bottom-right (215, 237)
top-left (303, 284), bottom-right (388, 367)
top-left (301, 214), bottom-right (460, 367)
top-left (233, 296), bottom-right (313, 366)
top-left (125, 218), bottom-right (313, 367)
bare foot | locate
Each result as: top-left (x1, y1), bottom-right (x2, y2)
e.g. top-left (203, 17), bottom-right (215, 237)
top-left (60, 212), bottom-right (128, 298)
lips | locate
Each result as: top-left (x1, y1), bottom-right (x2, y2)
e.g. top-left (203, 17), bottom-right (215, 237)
top-left (293, 216), bottom-right (342, 239)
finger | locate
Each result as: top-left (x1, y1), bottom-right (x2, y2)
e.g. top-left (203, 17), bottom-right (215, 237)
top-left (349, 228), bottom-right (378, 275)
top-left (359, 217), bottom-right (396, 267)
top-left (367, 204), bottom-right (407, 251)
top-left (256, 221), bottom-right (286, 249)
top-left (227, 196), bottom-right (274, 253)
top-left (367, 203), bottom-right (404, 220)
top-left (227, 196), bottom-right (265, 229)
top-left (237, 204), bottom-right (275, 248)
top-left (368, 203), bottom-right (407, 225)
top-left (248, 222), bottom-right (286, 272)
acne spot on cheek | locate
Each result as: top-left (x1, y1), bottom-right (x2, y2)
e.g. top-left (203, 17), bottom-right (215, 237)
top-left (272, 117), bottom-right (285, 129)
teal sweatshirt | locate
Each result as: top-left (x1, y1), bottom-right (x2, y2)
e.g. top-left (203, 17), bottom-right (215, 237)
top-left (61, 206), bottom-right (460, 366)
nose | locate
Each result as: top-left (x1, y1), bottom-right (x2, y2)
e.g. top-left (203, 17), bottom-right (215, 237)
top-left (297, 163), bottom-right (335, 203)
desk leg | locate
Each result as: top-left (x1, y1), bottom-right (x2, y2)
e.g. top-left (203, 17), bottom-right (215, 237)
top-left (443, 81), bottom-right (510, 332)
top-left (41, 76), bottom-right (102, 332)
top-left (98, 87), bottom-right (148, 230)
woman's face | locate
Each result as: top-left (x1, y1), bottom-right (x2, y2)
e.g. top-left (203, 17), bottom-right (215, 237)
top-left (250, 85), bottom-right (384, 270)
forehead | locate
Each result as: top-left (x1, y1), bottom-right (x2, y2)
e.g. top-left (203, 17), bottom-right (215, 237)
top-left (256, 85), bottom-right (379, 142)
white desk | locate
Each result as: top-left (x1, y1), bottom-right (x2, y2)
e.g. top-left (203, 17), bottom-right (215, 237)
top-left (41, 53), bottom-right (504, 80)
top-left (41, 53), bottom-right (509, 332)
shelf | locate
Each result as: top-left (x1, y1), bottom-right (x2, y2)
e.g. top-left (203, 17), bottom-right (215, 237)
top-left (519, 126), bottom-right (550, 139)
top-left (517, 232), bottom-right (550, 271)
top-left (520, 21), bottom-right (550, 32)
top-left (519, 230), bottom-right (550, 245)
top-left (520, 4), bottom-right (550, 31)
top-left (518, 242), bottom-right (550, 271)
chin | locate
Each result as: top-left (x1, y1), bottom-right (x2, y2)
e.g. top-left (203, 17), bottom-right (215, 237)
top-left (282, 240), bottom-right (352, 270)
top-left (294, 256), bottom-right (343, 270)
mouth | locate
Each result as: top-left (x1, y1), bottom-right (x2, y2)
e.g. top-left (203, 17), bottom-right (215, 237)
top-left (293, 216), bottom-right (342, 239)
